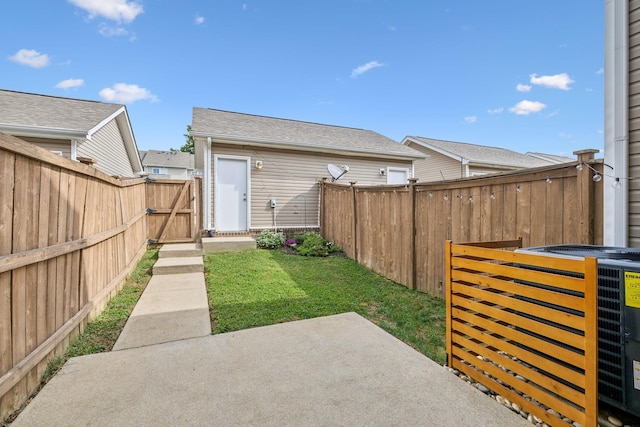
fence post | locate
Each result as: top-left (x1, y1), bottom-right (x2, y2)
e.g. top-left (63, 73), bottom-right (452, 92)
top-left (350, 181), bottom-right (358, 262)
top-left (409, 178), bottom-right (418, 290)
top-left (574, 149), bottom-right (599, 244)
top-left (444, 240), bottom-right (452, 367)
top-left (319, 178), bottom-right (327, 235)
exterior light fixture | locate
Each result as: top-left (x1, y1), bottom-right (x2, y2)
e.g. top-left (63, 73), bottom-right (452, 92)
top-left (256, 160), bottom-right (263, 170)
top-left (592, 172), bottom-right (602, 182)
top-left (613, 178), bottom-right (621, 189)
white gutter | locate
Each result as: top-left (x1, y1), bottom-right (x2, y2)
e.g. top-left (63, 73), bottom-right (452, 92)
top-left (0, 124), bottom-right (87, 140)
top-left (604, 0), bottom-right (628, 246)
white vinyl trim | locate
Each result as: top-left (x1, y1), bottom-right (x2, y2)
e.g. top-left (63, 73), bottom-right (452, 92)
top-left (604, 0), bottom-right (629, 246)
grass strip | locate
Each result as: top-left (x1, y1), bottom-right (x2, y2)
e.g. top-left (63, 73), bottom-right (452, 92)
top-left (205, 250), bottom-right (446, 364)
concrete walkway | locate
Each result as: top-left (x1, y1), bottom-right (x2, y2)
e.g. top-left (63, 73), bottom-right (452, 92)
top-left (13, 244), bottom-right (529, 427)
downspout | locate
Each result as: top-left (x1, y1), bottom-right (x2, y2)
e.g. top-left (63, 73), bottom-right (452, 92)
top-left (204, 137), bottom-right (212, 232)
top-left (71, 139), bottom-right (78, 161)
top-left (604, 0), bottom-right (628, 246)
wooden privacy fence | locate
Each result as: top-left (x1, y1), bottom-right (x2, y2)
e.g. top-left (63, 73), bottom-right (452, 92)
top-left (445, 240), bottom-right (598, 427)
top-left (0, 133), bottom-right (148, 420)
top-left (320, 150), bottom-right (604, 298)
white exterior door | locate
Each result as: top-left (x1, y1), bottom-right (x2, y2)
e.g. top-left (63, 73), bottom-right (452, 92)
top-left (387, 167), bottom-right (409, 185)
top-left (215, 156), bottom-right (249, 232)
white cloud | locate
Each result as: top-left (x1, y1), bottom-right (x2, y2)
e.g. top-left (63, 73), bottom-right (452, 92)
top-left (388, 25), bottom-right (397, 31)
top-left (529, 73), bottom-right (574, 90)
top-left (516, 83), bottom-right (531, 92)
top-left (509, 100), bottom-right (547, 115)
top-left (99, 24), bottom-right (129, 37)
top-left (99, 83), bottom-right (158, 103)
top-left (487, 107), bottom-right (504, 114)
top-left (597, 68), bottom-right (604, 75)
top-left (350, 60), bottom-right (385, 78)
top-left (68, 0), bottom-right (143, 23)
top-left (56, 79), bottom-right (84, 89)
top-left (242, 4), bottom-right (247, 11)
top-left (464, 116), bottom-right (477, 124)
top-left (195, 15), bottom-right (205, 24)
top-left (9, 49), bottom-right (50, 68)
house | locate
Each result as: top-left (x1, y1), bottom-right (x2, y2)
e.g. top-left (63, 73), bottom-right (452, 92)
top-left (605, 0), bottom-right (638, 247)
top-left (0, 89), bottom-right (142, 177)
top-left (140, 149), bottom-right (194, 180)
top-left (402, 136), bottom-right (564, 182)
top-left (190, 108), bottom-right (425, 234)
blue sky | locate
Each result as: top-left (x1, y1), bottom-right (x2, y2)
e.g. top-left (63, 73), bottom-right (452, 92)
top-left (2, 1), bottom-right (604, 156)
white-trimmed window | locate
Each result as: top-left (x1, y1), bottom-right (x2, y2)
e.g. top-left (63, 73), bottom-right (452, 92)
top-left (151, 167), bottom-right (167, 174)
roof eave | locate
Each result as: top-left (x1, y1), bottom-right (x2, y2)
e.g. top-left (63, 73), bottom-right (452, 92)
top-left (192, 131), bottom-right (426, 160)
top-left (114, 108), bottom-right (143, 174)
top-left (467, 161), bottom-right (522, 170)
top-left (402, 136), bottom-right (466, 163)
top-left (0, 124), bottom-right (88, 140)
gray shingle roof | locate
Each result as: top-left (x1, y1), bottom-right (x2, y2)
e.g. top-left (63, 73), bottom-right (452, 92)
top-left (407, 137), bottom-right (554, 168)
top-left (140, 150), bottom-right (194, 169)
top-left (525, 152), bottom-right (575, 164)
top-left (0, 89), bottom-right (122, 132)
top-left (191, 107), bottom-right (425, 159)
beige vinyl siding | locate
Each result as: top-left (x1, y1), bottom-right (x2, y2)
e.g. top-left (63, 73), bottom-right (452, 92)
top-left (630, 0), bottom-right (640, 246)
top-left (210, 143), bottom-right (413, 230)
top-left (407, 142), bottom-right (463, 182)
top-left (77, 119), bottom-right (135, 177)
top-left (144, 166), bottom-right (191, 180)
top-left (19, 137), bottom-right (72, 158)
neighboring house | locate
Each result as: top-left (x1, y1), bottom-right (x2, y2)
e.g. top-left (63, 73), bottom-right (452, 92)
top-left (402, 136), bottom-right (558, 182)
top-left (140, 149), bottom-right (194, 180)
top-left (190, 107), bottom-right (425, 234)
top-left (0, 89), bottom-right (142, 177)
top-left (605, 0), bottom-right (637, 247)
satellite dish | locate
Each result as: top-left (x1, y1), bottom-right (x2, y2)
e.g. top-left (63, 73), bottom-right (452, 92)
top-left (327, 164), bottom-right (349, 182)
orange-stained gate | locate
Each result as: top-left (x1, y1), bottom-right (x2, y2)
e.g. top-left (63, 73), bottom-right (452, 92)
top-left (146, 179), bottom-right (197, 243)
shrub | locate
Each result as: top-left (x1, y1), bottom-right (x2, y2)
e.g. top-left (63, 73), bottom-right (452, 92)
top-left (296, 232), bottom-right (341, 257)
top-left (256, 230), bottom-right (285, 249)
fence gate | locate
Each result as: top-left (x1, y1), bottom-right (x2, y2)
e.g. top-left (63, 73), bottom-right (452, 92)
top-left (146, 179), bottom-right (196, 243)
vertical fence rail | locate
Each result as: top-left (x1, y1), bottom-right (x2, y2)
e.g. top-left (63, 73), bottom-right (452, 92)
top-left (0, 133), bottom-right (148, 421)
top-left (445, 240), bottom-right (598, 427)
top-left (320, 155), bottom-right (604, 298)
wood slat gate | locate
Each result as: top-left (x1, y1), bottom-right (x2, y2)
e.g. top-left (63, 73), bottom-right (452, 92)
top-left (146, 179), bottom-right (196, 243)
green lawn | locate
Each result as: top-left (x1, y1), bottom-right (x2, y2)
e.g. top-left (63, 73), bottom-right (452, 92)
top-left (205, 250), bottom-right (446, 364)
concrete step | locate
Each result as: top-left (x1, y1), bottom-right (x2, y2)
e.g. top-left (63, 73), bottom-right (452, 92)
top-left (152, 257), bottom-right (204, 275)
top-left (112, 272), bottom-right (211, 350)
top-left (202, 236), bottom-right (256, 254)
top-left (158, 243), bottom-right (203, 258)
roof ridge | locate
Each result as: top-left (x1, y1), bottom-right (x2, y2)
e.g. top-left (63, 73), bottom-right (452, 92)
top-left (414, 136), bottom-right (513, 151)
top-left (0, 88), bottom-right (121, 107)
top-left (196, 107), bottom-right (371, 133)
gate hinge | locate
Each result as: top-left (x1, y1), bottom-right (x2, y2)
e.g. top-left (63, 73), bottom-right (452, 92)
top-left (146, 208), bottom-right (156, 214)
top-left (145, 177), bottom-right (155, 183)
top-left (147, 239), bottom-right (158, 245)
